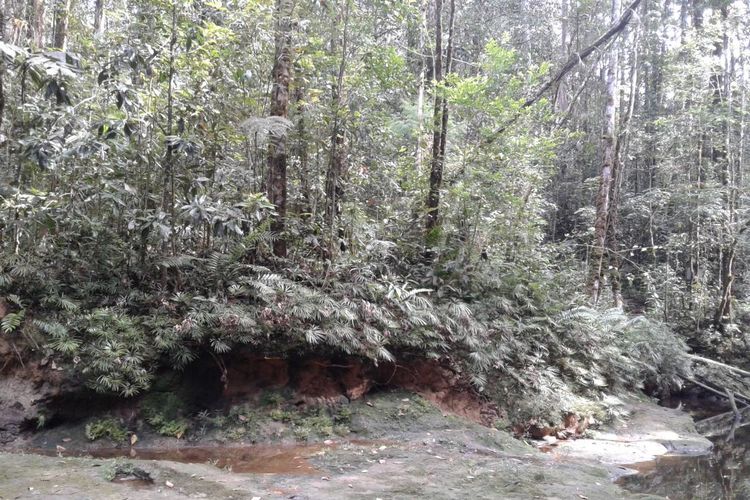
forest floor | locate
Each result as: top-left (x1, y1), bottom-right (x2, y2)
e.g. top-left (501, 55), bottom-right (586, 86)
top-left (0, 390), bottom-right (712, 499)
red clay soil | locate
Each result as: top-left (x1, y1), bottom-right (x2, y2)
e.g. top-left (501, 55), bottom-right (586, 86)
top-left (223, 354), bottom-right (499, 426)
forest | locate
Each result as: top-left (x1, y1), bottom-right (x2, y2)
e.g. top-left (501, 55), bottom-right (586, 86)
top-left (1, 0), bottom-right (750, 464)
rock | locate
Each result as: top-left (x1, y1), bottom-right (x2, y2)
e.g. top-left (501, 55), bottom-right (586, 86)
top-left (548, 396), bottom-right (713, 477)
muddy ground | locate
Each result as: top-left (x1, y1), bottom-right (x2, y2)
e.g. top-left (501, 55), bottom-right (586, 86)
top-left (0, 390), bottom-right (690, 500)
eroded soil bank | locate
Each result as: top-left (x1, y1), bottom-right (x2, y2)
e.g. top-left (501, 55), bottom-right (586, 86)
top-left (0, 350), bottom-right (716, 499)
top-left (0, 389), bottom-right (715, 499)
top-left (0, 395), bottom-right (634, 499)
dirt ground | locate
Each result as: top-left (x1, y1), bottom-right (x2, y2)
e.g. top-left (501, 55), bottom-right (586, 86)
top-left (0, 391), bottom-right (674, 500)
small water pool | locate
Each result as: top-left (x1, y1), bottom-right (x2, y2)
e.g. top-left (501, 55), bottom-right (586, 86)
top-left (619, 424), bottom-right (750, 499)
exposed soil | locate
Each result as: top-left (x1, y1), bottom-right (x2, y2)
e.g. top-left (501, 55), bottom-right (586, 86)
top-left (0, 391), bottom-right (665, 500)
top-left (223, 354), bottom-right (499, 425)
top-left (0, 351), bottom-right (714, 499)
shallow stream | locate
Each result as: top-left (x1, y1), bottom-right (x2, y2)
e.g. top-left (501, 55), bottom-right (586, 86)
top-left (620, 415), bottom-right (750, 499)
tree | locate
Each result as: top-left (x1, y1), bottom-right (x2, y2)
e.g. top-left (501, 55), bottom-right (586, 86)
top-left (52, 0), bottom-right (71, 49)
top-left (589, 0), bottom-right (623, 305)
top-left (267, 0), bottom-right (294, 258)
top-left (425, 0), bottom-right (455, 238)
top-left (324, 0), bottom-right (351, 257)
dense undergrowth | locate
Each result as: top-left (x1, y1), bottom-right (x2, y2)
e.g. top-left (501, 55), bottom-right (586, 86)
top-left (2, 0), bottom-right (736, 429)
top-left (0, 225), bottom-right (691, 425)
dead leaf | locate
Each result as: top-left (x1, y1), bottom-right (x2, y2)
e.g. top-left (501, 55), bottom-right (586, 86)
top-left (130, 434), bottom-right (138, 445)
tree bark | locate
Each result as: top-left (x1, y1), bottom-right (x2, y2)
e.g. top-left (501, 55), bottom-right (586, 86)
top-left (161, 0), bottom-right (177, 262)
top-left (292, 74), bottom-right (311, 217)
top-left (29, 0), bottom-right (44, 47)
top-left (590, 0), bottom-right (621, 304)
top-left (93, 0), bottom-right (105, 35)
top-left (324, 0), bottom-right (350, 256)
top-left (267, 0), bottom-right (293, 258)
top-left (425, 0), bottom-right (454, 235)
top-left (52, 0), bottom-right (71, 49)
top-left (714, 6), bottom-right (733, 330)
top-left (425, 0), bottom-right (443, 234)
top-left (415, 0), bottom-right (427, 172)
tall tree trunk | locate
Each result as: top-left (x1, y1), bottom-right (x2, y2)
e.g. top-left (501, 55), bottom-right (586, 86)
top-left (293, 74), bottom-right (311, 217)
top-left (554, 0), bottom-right (569, 112)
top-left (589, 0), bottom-right (621, 304)
top-left (714, 6), bottom-right (733, 330)
top-left (608, 8), bottom-right (640, 310)
top-left (161, 0), bottom-right (177, 263)
top-left (93, 0), bottom-right (105, 35)
top-left (267, 0), bottom-right (293, 258)
top-left (52, 0), bottom-right (71, 49)
top-left (425, 0), bottom-right (454, 236)
top-left (438, 0), bottom-right (454, 170)
top-left (424, 0), bottom-right (443, 234)
top-left (28, 0), bottom-right (44, 47)
top-left (324, 0), bottom-right (350, 257)
top-left (415, 0), bottom-right (427, 172)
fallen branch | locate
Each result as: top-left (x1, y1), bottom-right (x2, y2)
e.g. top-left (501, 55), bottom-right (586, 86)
top-left (695, 404), bottom-right (750, 437)
top-left (687, 354), bottom-right (750, 378)
top-left (485, 0), bottom-right (642, 143)
top-left (686, 377), bottom-right (750, 407)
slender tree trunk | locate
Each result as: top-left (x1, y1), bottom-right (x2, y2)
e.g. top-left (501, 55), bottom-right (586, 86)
top-left (415, 0), bottom-right (427, 172)
top-left (714, 6), bottom-right (733, 329)
top-left (555, 0), bottom-right (569, 112)
top-left (267, 0), bottom-right (293, 258)
top-left (424, 0), bottom-right (443, 234)
top-left (324, 0), bottom-right (350, 256)
top-left (161, 0), bottom-right (177, 260)
top-left (29, 0), bottom-right (44, 47)
top-left (437, 0), bottom-right (454, 170)
top-left (425, 0), bottom-right (454, 235)
top-left (293, 74), bottom-right (311, 216)
top-left (93, 0), bottom-right (105, 35)
top-left (52, 0), bottom-right (71, 49)
top-left (590, 0), bottom-right (621, 304)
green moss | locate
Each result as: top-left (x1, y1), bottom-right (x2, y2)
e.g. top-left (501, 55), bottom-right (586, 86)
top-left (224, 426), bottom-right (249, 441)
top-left (85, 417), bottom-right (128, 442)
top-left (301, 413), bottom-right (335, 437)
top-left (293, 426), bottom-right (311, 440)
top-left (334, 406), bottom-right (352, 424)
top-left (269, 409), bottom-right (294, 422)
top-left (260, 390), bottom-right (287, 407)
top-left (389, 396), bottom-right (431, 420)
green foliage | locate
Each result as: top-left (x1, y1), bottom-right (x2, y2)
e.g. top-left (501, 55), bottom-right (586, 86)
top-left (0, 0), bottom-right (742, 429)
top-left (85, 417), bottom-right (128, 442)
top-left (141, 392), bottom-right (190, 438)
